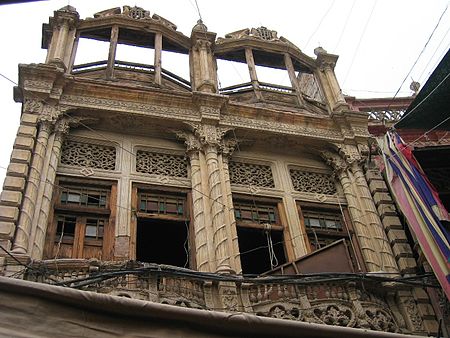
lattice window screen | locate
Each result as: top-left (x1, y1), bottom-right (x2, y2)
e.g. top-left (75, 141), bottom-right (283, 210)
top-left (60, 140), bottom-right (116, 170)
top-left (229, 162), bottom-right (275, 188)
top-left (290, 169), bottom-right (336, 195)
top-left (136, 150), bottom-right (188, 178)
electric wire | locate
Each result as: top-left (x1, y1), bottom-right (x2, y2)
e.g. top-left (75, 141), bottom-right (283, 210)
top-left (342, 0), bottom-right (377, 87)
top-left (387, 3), bottom-right (449, 111)
top-left (333, 0), bottom-right (356, 53)
top-left (0, 45), bottom-right (447, 281)
top-left (417, 24), bottom-right (450, 84)
top-left (305, 0), bottom-right (336, 49)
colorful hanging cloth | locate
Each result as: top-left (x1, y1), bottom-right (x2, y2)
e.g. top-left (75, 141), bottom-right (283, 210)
top-left (380, 131), bottom-right (450, 299)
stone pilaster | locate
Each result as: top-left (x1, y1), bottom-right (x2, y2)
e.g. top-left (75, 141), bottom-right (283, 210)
top-left (314, 47), bottom-right (348, 112)
top-left (0, 105), bottom-right (39, 270)
top-left (322, 147), bottom-right (398, 273)
top-left (177, 131), bottom-right (214, 272)
top-left (12, 102), bottom-right (61, 255)
top-left (219, 138), bottom-right (242, 274)
top-left (180, 123), bottom-right (237, 274)
top-left (30, 117), bottom-right (70, 259)
top-left (46, 6), bottom-right (79, 70)
top-left (190, 20), bottom-right (217, 93)
top-left (338, 144), bottom-right (398, 273)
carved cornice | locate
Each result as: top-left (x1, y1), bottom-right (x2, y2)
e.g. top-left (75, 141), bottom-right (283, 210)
top-left (222, 114), bottom-right (343, 141)
top-left (59, 95), bottom-right (199, 122)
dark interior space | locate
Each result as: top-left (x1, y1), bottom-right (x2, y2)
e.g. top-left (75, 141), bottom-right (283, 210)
top-left (414, 147), bottom-right (450, 211)
top-left (237, 227), bottom-right (286, 275)
top-left (136, 218), bottom-right (189, 268)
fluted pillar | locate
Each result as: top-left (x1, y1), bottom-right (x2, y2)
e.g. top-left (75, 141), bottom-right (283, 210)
top-left (31, 118), bottom-right (69, 259)
top-left (219, 139), bottom-right (242, 274)
top-left (204, 143), bottom-right (231, 273)
top-left (177, 131), bottom-right (214, 272)
top-left (190, 20), bottom-right (217, 93)
top-left (314, 47), bottom-right (348, 112)
top-left (322, 148), bottom-right (398, 273)
top-left (179, 124), bottom-right (237, 273)
top-left (46, 6), bottom-right (79, 69)
top-left (12, 121), bottom-right (52, 254)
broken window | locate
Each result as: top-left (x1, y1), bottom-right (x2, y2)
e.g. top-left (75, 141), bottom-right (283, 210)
top-left (295, 202), bottom-right (363, 272)
top-left (44, 181), bottom-right (115, 260)
top-left (300, 208), bottom-right (347, 251)
top-left (133, 189), bottom-right (191, 268)
top-left (234, 198), bottom-right (288, 275)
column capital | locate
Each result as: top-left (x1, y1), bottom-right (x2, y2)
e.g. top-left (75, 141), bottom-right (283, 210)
top-left (320, 150), bottom-right (348, 175)
top-left (175, 130), bottom-right (202, 156)
top-left (334, 143), bottom-right (369, 167)
top-left (186, 123), bottom-right (233, 148)
top-left (220, 137), bottom-right (238, 159)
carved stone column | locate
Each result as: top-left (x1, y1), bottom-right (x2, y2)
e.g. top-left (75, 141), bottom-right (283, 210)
top-left (177, 131), bottom-right (214, 272)
top-left (204, 142), bottom-right (231, 273)
top-left (12, 121), bottom-right (52, 254)
top-left (322, 149), bottom-right (396, 273)
top-left (314, 47), bottom-right (348, 112)
top-left (12, 103), bottom-right (61, 255)
top-left (47, 6), bottom-right (79, 69)
top-left (190, 20), bottom-right (217, 93)
top-left (338, 145), bottom-right (398, 273)
top-left (31, 118), bottom-right (70, 259)
top-left (219, 138), bottom-right (242, 274)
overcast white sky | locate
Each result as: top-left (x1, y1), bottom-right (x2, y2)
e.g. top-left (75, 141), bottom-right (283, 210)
top-left (0, 0), bottom-right (449, 188)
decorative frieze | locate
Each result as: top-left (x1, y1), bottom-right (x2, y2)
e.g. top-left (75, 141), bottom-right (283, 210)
top-left (290, 169), bottom-right (337, 195)
top-left (136, 150), bottom-right (188, 178)
top-left (229, 161), bottom-right (275, 188)
top-left (60, 140), bottom-right (116, 170)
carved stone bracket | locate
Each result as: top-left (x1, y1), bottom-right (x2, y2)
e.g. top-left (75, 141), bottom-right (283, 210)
top-left (320, 150), bottom-right (348, 176)
top-left (186, 123), bottom-right (233, 149)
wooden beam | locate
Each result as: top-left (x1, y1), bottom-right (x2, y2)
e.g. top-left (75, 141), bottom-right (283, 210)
top-left (245, 47), bottom-right (263, 100)
top-left (154, 32), bottom-right (162, 85)
top-left (284, 53), bottom-right (305, 107)
top-left (106, 25), bottom-right (119, 80)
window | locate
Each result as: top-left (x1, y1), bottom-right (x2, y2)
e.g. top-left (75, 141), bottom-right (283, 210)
top-left (44, 182), bottom-right (115, 260)
top-left (301, 208), bottom-right (346, 251)
top-left (132, 188), bottom-right (191, 268)
top-left (296, 202), bottom-right (364, 273)
top-left (234, 198), bottom-right (289, 275)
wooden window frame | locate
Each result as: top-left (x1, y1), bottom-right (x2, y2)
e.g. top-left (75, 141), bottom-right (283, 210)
top-left (296, 201), bottom-right (366, 272)
top-left (44, 178), bottom-right (116, 260)
top-left (233, 195), bottom-right (295, 265)
top-left (130, 184), bottom-right (194, 268)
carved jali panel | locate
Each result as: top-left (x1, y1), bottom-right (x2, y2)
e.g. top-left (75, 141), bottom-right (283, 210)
top-left (229, 161), bottom-right (275, 188)
top-left (61, 140), bottom-right (116, 170)
top-left (290, 169), bottom-right (336, 195)
top-left (136, 150), bottom-right (188, 178)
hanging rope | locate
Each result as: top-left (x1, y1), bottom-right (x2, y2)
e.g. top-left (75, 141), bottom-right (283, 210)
top-left (263, 223), bottom-right (279, 270)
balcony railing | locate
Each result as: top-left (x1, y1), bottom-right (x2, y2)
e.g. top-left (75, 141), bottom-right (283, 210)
top-left (23, 259), bottom-right (414, 334)
top-left (72, 60), bottom-right (191, 90)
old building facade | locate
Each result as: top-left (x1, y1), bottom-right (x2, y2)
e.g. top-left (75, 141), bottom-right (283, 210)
top-left (0, 5), bottom-right (442, 336)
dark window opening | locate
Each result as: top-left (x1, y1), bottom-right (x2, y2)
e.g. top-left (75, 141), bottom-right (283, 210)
top-left (237, 227), bottom-right (286, 275)
top-left (136, 218), bottom-right (189, 268)
top-left (56, 215), bottom-right (76, 241)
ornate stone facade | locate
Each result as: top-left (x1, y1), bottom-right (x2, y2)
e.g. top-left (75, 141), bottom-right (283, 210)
top-left (0, 5), bottom-right (439, 337)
